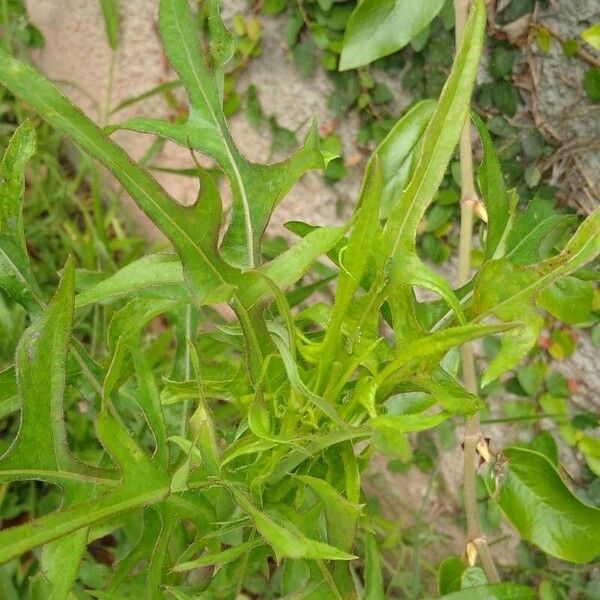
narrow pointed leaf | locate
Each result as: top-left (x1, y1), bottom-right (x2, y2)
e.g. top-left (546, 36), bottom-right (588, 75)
top-left (381, 0), bottom-right (486, 324)
top-left (363, 533), bottom-right (384, 600)
top-left (317, 160), bottom-right (383, 386)
top-left (413, 367), bottom-right (483, 416)
top-left (173, 539), bottom-right (262, 572)
top-left (375, 321), bottom-right (516, 392)
top-left (74, 254), bottom-right (186, 308)
top-left (296, 475), bottom-right (362, 552)
top-left (472, 114), bottom-right (509, 260)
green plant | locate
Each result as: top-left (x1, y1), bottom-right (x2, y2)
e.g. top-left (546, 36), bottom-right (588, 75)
top-left (0, 1), bottom-right (599, 598)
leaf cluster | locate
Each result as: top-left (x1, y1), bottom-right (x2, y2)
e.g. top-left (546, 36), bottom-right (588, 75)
top-left (0, 1), bottom-right (599, 598)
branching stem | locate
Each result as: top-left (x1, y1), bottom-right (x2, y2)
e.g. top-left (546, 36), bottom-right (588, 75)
top-left (454, 0), bottom-right (500, 584)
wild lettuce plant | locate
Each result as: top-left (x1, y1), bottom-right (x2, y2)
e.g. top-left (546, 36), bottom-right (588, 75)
top-left (0, 0), bottom-right (599, 598)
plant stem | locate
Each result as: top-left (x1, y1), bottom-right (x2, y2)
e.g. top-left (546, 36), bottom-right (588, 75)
top-left (454, 0), bottom-right (500, 584)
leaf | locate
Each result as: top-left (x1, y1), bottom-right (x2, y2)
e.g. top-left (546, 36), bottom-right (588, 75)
top-left (103, 298), bottom-right (182, 401)
top-left (505, 197), bottom-right (577, 265)
top-left (0, 263), bottom-right (173, 566)
top-left (371, 411), bottom-right (449, 436)
top-left (471, 114), bottom-right (510, 260)
top-left (340, 0), bottom-right (446, 70)
top-left (441, 583), bottom-right (535, 599)
top-left (413, 367), bottom-right (483, 416)
top-left (187, 340), bottom-right (221, 477)
top-left (146, 509), bottom-right (179, 598)
top-left (576, 433), bottom-right (600, 477)
top-left (296, 475), bottom-right (362, 552)
top-left (374, 321), bottom-right (516, 394)
top-left (116, 0), bottom-right (328, 268)
top-left (0, 258), bottom-right (111, 488)
top-left (581, 23), bottom-right (600, 51)
top-left (132, 351), bottom-right (170, 471)
top-left (74, 254), bottom-right (186, 308)
top-left (366, 100), bottom-right (436, 219)
top-left (316, 159), bottom-right (383, 391)
top-left (271, 331), bottom-right (345, 426)
top-left (438, 557), bottom-right (465, 595)
top-left (0, 408), bottom-right (170, 564)
top-left (363, 532), bottom-right (384, 600)
top-left (381, 0), bottom-right (486, 326)
top-left (472, 207), bottom-right (600, 384)
top-left (173, 539), bottom-right (262, 572)
top-left (230, 488), bottom-right (356, 562)
top-left (100, 0), bottom-right (120, 50)
top-left (486, 447), bottom-right (600, 563)
top-left (207, 0), bottom-right (235, 71)
top-left (238, 224), bottom-right (347, 309)
top-left (104, 508), bottom-right (162, 593)
top-left (0, 121), bottom-right (43, 313)
top-left (536, 276), bottom-right (594, 324)
top-left (0, 48), bottom-right (239, 306)
top-left (583, 67), bottom-right (600, 102)
top-left (268, 428), bottom-right (371, 485)
top-left (40, 515), bottom-right (88, 600)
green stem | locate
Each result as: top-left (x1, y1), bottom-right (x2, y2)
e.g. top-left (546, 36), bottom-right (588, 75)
top-left (181, 304), bottom-right (193, 437)
top-left (454, 0), bottom-right (500, 584)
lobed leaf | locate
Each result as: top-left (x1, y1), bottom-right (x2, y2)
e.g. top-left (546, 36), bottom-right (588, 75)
top-left (117, 0), bottom-right (328, 268)
top-left (0, 258), bottom-right (112, 488)
top-left (0, 48), bottom-right (239, 306)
